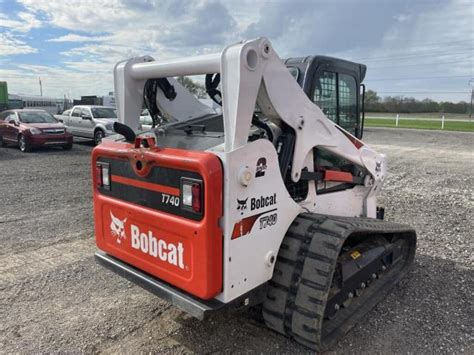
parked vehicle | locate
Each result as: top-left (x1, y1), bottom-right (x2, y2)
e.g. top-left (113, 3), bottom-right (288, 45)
top-left (56, 105), bottom-right (119, 145)
top-left (0, 109), bottom-right (73, 152)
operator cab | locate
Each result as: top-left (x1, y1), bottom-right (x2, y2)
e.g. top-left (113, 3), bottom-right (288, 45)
top-left (285, 56), bottom-right (367, 139)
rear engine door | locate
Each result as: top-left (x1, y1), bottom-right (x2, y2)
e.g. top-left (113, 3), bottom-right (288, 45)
top-left (92, 141), bottom-right (224, 300)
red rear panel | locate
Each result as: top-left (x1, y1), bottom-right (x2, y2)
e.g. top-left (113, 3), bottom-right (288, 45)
top-left (92, 140), bottom-right (223, 300)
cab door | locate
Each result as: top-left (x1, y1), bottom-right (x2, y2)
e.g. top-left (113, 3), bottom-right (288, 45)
top-left (311, 70), bottom-right (359, 137)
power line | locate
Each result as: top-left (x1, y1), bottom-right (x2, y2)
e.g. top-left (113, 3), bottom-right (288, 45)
top-left (353, 50), bottom-right (470, 62)
top-left (373, 91), bottom-right (469, 94)
top-left (353, 49), bottom-right (474, 62)
top-left (370, 40), bottom-right (474, 56)
top-left (369, 59), bottom-right (473, 69)
top-left (375, 39), bottom-right (472, 49)
top-left (332, 40), bottom-right (473, 64)
top-left (336, 39), bottom-right (473, 61)
top-left (365, 75), bottom-right (472, 82)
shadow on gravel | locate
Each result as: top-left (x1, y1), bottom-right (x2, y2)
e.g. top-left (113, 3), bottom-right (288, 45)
top-left (0, 147), bottom-right (30, 161)
top-left (73, 138), bottom-right (95, 147)
top-left (148, 254), bottom-right (471, 354)
top-left (0, 139), bottom-right (93, 160)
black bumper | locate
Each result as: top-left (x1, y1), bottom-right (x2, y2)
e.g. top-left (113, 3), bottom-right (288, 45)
top-left (95, 251), bottom-right (225, 320)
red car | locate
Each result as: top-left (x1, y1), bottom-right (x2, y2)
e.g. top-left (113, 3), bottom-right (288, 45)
top-left (0, 109), bottom-right (73, 152)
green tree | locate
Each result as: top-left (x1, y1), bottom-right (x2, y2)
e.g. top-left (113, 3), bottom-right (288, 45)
top-left (365, 90), bottom-right (382, 112)
top-left (365, 90), bottom-right (379, 105)
top-left (177, 76), bottom-right (207, 98)
top-left (365, 89), bottom-right (466, 114)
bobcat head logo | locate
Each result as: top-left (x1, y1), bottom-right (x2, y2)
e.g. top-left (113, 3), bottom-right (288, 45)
top-left (237, 198), bottom-right (248, 211)
top-left (110, 211), bottom-right (127, 244)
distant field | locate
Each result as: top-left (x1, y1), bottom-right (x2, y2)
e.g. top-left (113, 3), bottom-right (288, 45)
top-left (365, 117), bottom-right (474, 132)
top-left (366, 112), bottom-right (470, 120)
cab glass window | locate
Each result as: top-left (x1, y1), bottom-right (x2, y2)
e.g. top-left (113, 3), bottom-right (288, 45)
top-left (312, 70), bottom-right (358, 134)
top-left (19, 111), bottom-right (57, 123)
top-left (81, 108), bottom-right (91, 117)
top-left (0, 111), bottom-right (9, 120)
top-left (72, 108), bottom-right (82, 117)
top-left (288, 67), bottom-right (299, 81)
top-left (91, 107), bottom-right (117, 119)
top-left (338, 74), bottom-right (357, 132)
top-left (313, 71), bottom-right (337, 121)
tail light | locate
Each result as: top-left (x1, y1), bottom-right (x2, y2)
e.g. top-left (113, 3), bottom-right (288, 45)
top-left (96, 162), bottom-right (110, 190)
top-left (191, 183), bottom-right (201, 212)
top-left (181, 178), bottom-right (202, 214)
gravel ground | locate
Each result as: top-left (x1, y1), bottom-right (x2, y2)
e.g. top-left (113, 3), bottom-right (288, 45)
top-left (0, 129), bottom-right (472, 354)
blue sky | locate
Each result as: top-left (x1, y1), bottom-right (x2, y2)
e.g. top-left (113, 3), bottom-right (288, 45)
top-left (0, 0), bottom-right (472, 102)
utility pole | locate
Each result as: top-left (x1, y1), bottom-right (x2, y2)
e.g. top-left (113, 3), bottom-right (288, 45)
top-left (471, 89), bottom-right (473, 119)
top-left (469, 79), bottom-right (474, 119)
top-left (39, 77), bottom-right (43, 97)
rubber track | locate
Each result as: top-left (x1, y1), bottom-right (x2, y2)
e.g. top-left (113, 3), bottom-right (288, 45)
top-left (262, 213), bottom-right (416, 351)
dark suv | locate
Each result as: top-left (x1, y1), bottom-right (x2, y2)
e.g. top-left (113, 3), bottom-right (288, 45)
top-left (0, 109), bottom-right (73, 152)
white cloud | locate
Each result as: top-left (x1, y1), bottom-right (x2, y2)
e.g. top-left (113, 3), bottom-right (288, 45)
top-left (0, 11), bottom-right (41, 32)
top-left (1, 0), bottom-right (472, 102)
top-left (47, 34), bottom-right (106, 42)
top-left (393, 14), bottom-right (411, 23)
top-left (0, 33), bottom-right (38, 56)
top-left (18, 0), bottom-right (151, 32)
top-left (0, 64), bottom-right (113, 98)
top-left (358, 0), bottom-right (474, 102)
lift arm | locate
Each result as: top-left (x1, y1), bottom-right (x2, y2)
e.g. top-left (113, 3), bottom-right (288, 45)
top-left (113, 38), bottom-right (386, 188)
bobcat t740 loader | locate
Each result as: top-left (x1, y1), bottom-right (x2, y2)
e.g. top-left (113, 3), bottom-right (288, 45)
top-left (93, 38), bottom-right (416, 351)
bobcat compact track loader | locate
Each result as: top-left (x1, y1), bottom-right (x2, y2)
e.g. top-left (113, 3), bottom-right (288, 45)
top-left (93, 37), bottom-right (416, 351)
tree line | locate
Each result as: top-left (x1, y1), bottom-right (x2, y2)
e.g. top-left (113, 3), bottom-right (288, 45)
top-left (365, 90), bottom-right (470, 114)
top-left (175, 78), bottom-right (470, 115)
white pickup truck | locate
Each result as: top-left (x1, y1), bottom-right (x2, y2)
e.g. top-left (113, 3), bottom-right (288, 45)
top-left (55, 105), bottom-right (118, 145)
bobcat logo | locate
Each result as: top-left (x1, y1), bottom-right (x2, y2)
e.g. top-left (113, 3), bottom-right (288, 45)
top-left (237, 198), bottom-right (248, 211)
top-left (110, 211), bottom-right (127, 244)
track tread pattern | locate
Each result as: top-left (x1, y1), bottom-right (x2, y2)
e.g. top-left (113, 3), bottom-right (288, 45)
top-left (262, 213), bottom-right (416, 351)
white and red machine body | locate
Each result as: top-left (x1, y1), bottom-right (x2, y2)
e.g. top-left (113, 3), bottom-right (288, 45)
top-left (93, 38), bottom-right (387, 304)
top-left (93, 38), bottom-right (418, 351)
